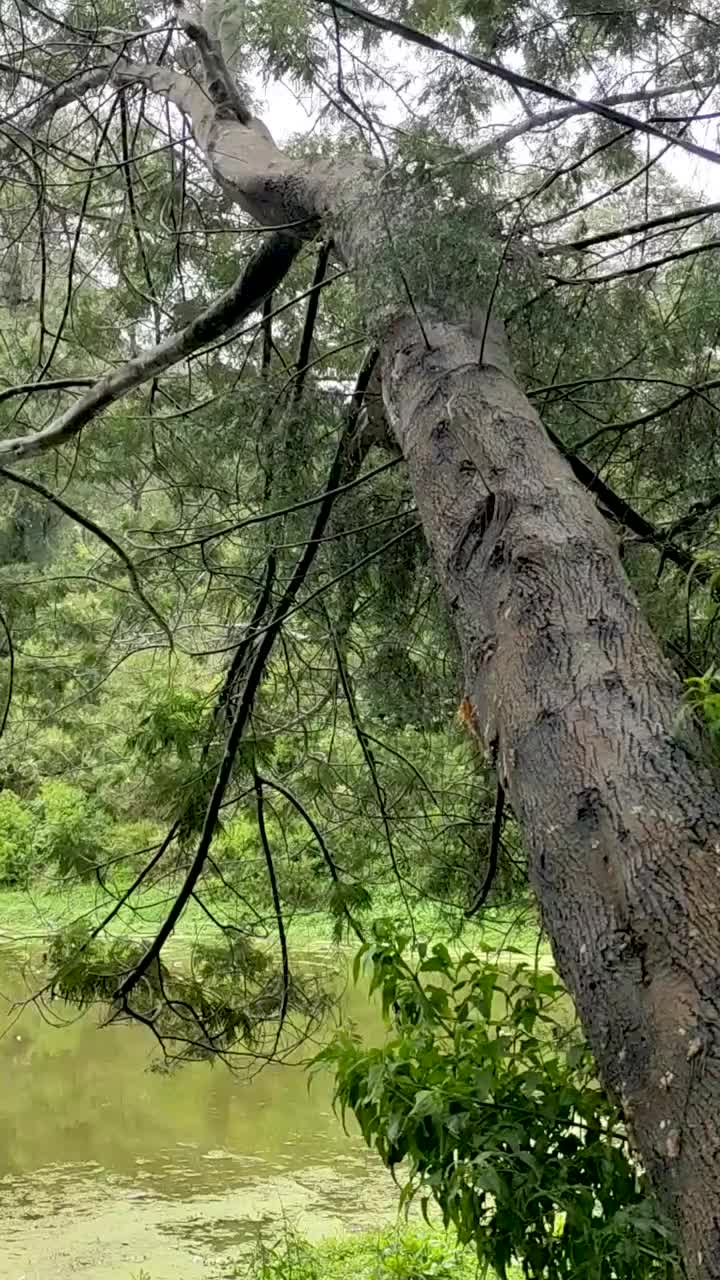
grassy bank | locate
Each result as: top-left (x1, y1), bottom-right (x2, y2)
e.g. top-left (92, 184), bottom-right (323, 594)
top-left (233, 1224), bottom-right (522, 1280)
top-left (0, 881), bottom-right (547, 960)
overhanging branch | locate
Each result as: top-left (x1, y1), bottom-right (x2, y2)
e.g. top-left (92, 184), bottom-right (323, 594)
top-left (114, 355), bottom-right (382, 999)
top-left (542, 200), bottom-right (720, 256)
top-left (544, 426), bottom-right (710, 581)
top-left (440, 81), bottom-right (710, 170)
top-left (0, 465), bottom-right (174, 644)
top-left (0, 229), bottom-right (303, 463)
top-left (548, 237), bottom-right (720, 286)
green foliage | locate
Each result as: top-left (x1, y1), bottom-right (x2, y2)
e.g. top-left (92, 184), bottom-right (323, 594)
top-left (684, 667), bottom-right (720, 743)
top-left (47, 922), bottom-right (328, 1065)
top-left (244, 1223), bottom-right (489, 1280)
top-left (316, 926), bottom-right (680, 1280)
top-left (129, 687), bottom-right (209, 762)
top-left (681, 665), bottom-right (720, 752)
top-left (32, 781), bottom-right (111, 878)
top-left (107, 818), bottom-right (164, 859)
top-left (0, 789), bottom-right (34, 887)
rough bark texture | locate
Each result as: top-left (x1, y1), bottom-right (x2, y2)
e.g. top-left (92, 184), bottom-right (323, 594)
top-left (380, 309), bottom-right (720, 1279)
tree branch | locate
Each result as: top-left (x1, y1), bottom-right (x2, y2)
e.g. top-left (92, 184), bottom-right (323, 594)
top-left (0, 606), bottom-right (14, 740)
top-left (256, 772), bottom-right (364, 941)
top-left (0, 66), bottom-right (112, 166)
top-left (320, 0), bottom-right (720, 169)
top-left (173, 0), bottom-right (253, 125)
top-left (0, 465), bottom-right (174, 644)
top-left (543, 200), bottom-right (720, 256)
top-left (549, 237), bottom-right (720, 286)
top-left (465, 781), bottom-right (504, 918)
top-left (253, 770), bottom-right (290, 1049)
top-left (0, 377), bottom-right (95, 405)
top-left (0, 230), bottom-right (303, 463)
top-left (112, 59), bottom-right (222, 145)
top-left (114, 358), bottom-right (381, 998)
top-left (570, 376), bottom-right (720, 452)
top-left (442, 81), bottom-right (710, 169)
top-left (543, 426), bottom-right (709, 580)
top-left (293, 239), bottom-right (332, 403)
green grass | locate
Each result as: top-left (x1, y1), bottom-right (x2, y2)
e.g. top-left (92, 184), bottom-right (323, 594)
top-left (235, 1223), bottom-right (522, 1280)
top-left (0, 879), bottom-right (549, 966)
top-left (0, 880), bottom-right (212, 947)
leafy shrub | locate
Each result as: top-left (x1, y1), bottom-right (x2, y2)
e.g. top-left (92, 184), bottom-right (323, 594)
top-left (684, 666), bottom-right (720, 742)
top-left (0, 789), bottom-right (34, 886)
top-left (32, 780), bottom-right (111, 877)
top-left (316, 925), bottom-right (680, 1280)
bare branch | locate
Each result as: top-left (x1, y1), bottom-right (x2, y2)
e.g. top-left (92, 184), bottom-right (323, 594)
top-left (253, 770), bottom-right (290, 1052)
top-left (441, 81), bottom-right (711, 169)
top-left (465, 781), bottom-right (504, 917)
top-left (0, 606), bottom-right (13, 740)
top-left (293, 240), bottom-right (332, 403)
top-left (0, 377), bottom-right (95, 405)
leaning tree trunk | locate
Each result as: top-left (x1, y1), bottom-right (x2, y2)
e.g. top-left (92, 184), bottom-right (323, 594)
top-left (24, 27), bottom-right (720, 1275)
top-left (380, 309), bottom-right (720, 1278)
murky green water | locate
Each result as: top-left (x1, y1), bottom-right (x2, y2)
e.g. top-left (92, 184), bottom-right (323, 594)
top-left (0, 947), bottom-right (396, 1280)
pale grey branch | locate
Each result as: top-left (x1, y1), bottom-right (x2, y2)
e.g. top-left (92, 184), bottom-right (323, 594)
top-left (0, 230), bottom-right (302, 463)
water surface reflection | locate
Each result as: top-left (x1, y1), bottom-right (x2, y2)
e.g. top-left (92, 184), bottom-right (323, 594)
top-left (0, 947), bottom-right (395, 1279)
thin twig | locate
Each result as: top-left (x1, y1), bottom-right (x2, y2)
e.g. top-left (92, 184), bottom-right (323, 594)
top-left (0, 608), bottom-right (13, 739)
top-left (465, 782), bottom-right (505, 918)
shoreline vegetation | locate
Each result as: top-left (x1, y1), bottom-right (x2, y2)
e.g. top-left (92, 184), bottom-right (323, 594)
top-left (0, 892), bottom-right (542, 1280)
top-left (237, 1222), bottom-right (523, 1280)
top-left (0, 882), bottom-right (548, 962)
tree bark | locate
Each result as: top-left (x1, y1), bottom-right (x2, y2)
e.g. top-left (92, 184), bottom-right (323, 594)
top-left (380, 308), bottom-right (720, 1279)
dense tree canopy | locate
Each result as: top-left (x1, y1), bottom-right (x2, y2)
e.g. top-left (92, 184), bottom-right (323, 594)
top-left (2, 0), bottom-right (720, 1275)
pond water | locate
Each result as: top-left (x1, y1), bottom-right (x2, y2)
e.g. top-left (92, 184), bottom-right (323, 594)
top-left (0, 947), bottom-right (397, 1280)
